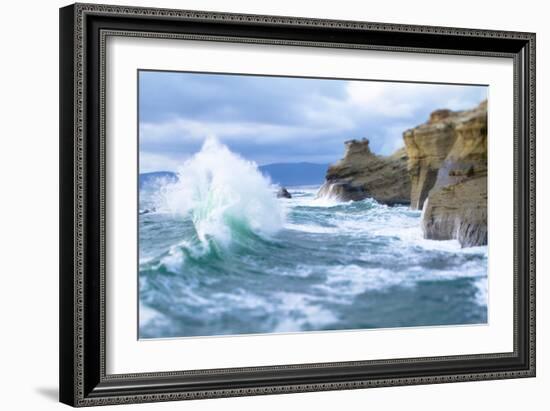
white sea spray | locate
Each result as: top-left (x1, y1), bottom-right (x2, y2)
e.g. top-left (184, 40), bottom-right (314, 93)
top-left (158, 137), bottom-right (285, 248)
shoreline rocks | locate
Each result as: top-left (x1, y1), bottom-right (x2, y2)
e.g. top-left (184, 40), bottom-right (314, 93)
top-left (276, 187), bottom-right (292, 199)
top-left (316, 100), bottom-right (487, 248)
top-left (316, 139), bottom-right (410, 205)
top-left (421, 177), bottom-right (487, 247)
top-left (405, 100), bottom-right (488, 247)
top-left (403, 109), bottom-right (459, 210)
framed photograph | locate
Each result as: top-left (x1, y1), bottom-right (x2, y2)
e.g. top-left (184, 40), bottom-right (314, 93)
top-left (59, 3), bottom-right (536, 407)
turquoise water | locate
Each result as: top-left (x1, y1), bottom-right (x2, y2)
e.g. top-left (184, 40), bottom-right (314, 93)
top-left (138, 140), bottom-right (487, 339)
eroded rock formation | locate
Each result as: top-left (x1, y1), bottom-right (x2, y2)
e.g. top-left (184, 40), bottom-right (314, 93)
top-left (316, 139), bottom-right (410, 205)
top-left (276, 187), bottom-right (292, 199)
top-left (316, 100), bottom-right (487, 248)
top-left (403, 109), bottom-right (458, 210)
top-left (404, 100), bottom-right (488, 247)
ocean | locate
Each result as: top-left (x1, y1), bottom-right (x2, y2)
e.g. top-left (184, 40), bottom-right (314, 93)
top-left (138, 139), bottom-right (488, 339)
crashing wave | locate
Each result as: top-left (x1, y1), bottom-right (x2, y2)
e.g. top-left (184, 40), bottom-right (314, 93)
top-left (157, 137), bottom-right (285, 250)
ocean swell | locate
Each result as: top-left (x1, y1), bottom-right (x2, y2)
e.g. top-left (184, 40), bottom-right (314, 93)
top-left (139, 153), bottom-right (488, 338)
top-left (156, 137), bottom-right (285, 252)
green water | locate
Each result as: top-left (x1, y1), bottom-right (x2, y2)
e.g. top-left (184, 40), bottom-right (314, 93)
top-left (139, 186), bottom-right (487, 338)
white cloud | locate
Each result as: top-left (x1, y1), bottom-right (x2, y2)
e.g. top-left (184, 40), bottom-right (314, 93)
top-left (140, 151), bottom-right (189, 173)
top-left (347, 82), bottom-right (417, 117)
top-left (140, 116), bottom-right (353, 147)
top-left (346, 81), bottom-right (486, 119)
top-left (139, 79), bottom-right (487, 171)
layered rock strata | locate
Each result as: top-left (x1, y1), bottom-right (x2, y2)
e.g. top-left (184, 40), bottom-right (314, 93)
top-left (316, 139), bottom-right (410, 205)
top-left (316, 101), bottom-right (487, 248)
top-left (404, 101), bottom-right (488, 247)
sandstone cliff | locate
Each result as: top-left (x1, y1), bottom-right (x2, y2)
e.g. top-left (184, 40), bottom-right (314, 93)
top-left (404, 100), bottom-right (488, 247)
top-left (403, 109), bottom-right (459, 210)
top-left (316, 139), bottom-right (410, 205)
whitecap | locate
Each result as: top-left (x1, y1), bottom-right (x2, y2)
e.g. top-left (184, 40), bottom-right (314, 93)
top-left (139, 303), bottom-right (163, 328)
top-left (266, 264), bottom-right (316, 278)
top-left (473, 277), bottom-right (488, 307)
top-left (314, 261), bottom-right (488, 303)
top-left (284, 222), bottom-right (337, 234)
top-left (207, 289), bottom-right (270, 313)
top-left (272, 292), bottom-right (338, 332)
top-left (315, 265), bottom-right (405, 300)
top-left (308, 196), bottom-right (352, 208)
top-left (154, 137), bottom-right (286, 249)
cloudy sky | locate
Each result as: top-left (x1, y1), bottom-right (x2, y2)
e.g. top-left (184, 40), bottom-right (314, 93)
top-left (139, 71), bottom-right (487, 173)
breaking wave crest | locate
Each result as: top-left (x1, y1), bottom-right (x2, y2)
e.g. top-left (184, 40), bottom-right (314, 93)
top-left (156, 137), bottom-right (285, 253)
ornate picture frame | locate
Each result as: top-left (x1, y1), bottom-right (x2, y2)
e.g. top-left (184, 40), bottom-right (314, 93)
top-left (59, 3), bottom-right (535, 407)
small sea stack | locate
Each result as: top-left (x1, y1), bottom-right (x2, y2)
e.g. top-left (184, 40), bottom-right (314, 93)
top-left (276, 187), bottom-right (292, 198)
top-left (316, 138), bottom-right (410, 205)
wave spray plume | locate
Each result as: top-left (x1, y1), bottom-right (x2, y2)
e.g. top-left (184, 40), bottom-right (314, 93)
top-left (161, 137), bottom-right (285, 249)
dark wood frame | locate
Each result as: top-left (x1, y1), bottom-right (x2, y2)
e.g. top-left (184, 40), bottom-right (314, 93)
top-left (60, 2), bottom-right (536, 407)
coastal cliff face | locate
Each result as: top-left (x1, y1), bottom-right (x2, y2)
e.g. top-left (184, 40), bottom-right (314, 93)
top-left (403, 109), bottom-right (458, 210)
top-left (316, 100), bottom-right (487, 248)
top-left (405, 101), bottom-right (488, 247)
top-left (316, 139), bottom-right (410, 205)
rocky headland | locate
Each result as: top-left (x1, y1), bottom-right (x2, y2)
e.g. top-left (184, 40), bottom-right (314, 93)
top-left (317, 100), bottom-right (487, 248)
top-left (408, 101), bottom-right (487, 247)
top-left (316, 139), bottom-right (410, 205)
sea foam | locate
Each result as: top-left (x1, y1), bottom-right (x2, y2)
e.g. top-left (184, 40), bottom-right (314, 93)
top-left (159, 137), bottom-right (285, 249)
